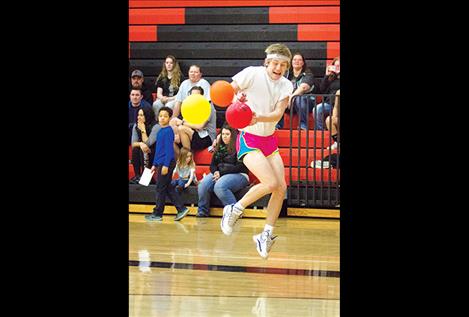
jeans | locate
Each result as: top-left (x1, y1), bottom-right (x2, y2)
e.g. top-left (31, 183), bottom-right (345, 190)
top-left (131, 147), bottom-right (144, 178)
top-left (153, 160), bottom-right (186, 216)
top-left (277, 95), bottom-right (315, 130)
top-left (312, 102), bottom-right (332, 130)
top-left (153, 99), bottom-right (176, 116)
top-left (197, 173), bottom-right (250, 216)
top-left (171, 178), bottom-right (189, 193)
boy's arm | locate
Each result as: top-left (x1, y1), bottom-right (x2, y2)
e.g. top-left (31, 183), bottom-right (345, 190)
top-left (254, 97), bottom-right (289, 123)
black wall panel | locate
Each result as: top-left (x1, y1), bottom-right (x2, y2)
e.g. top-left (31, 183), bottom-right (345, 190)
top-left (185, 7), bottom-right (269, 24)
top-left (130, 42), bottom-right (327, 59)
top-left (157, 24), bottom-right (297, 42)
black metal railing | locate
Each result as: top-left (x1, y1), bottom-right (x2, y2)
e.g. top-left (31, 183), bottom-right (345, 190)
top-left (287, 93), bottom-right (340, 208)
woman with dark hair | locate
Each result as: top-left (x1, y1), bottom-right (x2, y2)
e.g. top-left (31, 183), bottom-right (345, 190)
top-left (152, 55), bottom-right (184, 115)
top-left (130, 106), bottom-right (158, 184)
top-left (277, 52), bottom-right (316, 130)
top-left (196, 124), bottom-right (250, 217)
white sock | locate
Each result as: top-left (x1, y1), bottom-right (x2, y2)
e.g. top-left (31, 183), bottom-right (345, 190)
top-left (234, 202), bottom-right (245, 212)
top-left (263, 224), bottom-right (274, 235)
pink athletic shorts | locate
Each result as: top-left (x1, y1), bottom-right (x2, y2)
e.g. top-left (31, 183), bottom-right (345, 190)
top-left (236, 131), bottom-right (279, 160)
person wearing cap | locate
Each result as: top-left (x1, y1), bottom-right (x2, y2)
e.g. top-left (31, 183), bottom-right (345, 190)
top-left (219, 43), bottom-right (294, 259)
top-left (129, 69), bottom-right (154, 105)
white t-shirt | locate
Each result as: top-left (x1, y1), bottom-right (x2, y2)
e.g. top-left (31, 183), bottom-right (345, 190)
top-left (175, 78), bottom-right (211, 103)
top-left (232, 66), bottom-right (293, 136)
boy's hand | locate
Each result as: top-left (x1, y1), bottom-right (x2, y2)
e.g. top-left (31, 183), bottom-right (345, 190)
top-left (237, 92), bottom-right (247, 103)
top-left (249, 112), bottom-right (258, 126)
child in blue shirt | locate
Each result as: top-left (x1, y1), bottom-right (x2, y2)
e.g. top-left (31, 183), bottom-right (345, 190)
top-left (145, 106), bottom-right (190, 222)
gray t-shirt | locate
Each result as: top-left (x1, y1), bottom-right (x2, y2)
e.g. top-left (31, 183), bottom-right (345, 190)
top-left (131, 123), bottom-right (161, 146)
top-left (175, 165), bottom-right (195, 179)
top-left (198, 103), bottom-right (217, 141)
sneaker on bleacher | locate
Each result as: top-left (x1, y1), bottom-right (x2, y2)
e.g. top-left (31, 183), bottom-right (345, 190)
top-left (311, 160), bottom-right (330, 169)
top-left (327, 141), bottom-right (338, 150)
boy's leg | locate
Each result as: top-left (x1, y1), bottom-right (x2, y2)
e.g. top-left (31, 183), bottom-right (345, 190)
top-left (221, 151), bottom-right (278, 236)
top-left (264, 153), bottom-right (287, 225)
top-left (237, 151), bottom-right (281, 208)
top-left (145, 165), bottom-right (168, 221)
top-left (252, 153), bottom-right (286, 259)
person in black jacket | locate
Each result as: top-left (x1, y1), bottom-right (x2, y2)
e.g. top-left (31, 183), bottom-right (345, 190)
top-left (196, 124), bottom-right (250, 217)
top-left (312, 56), bottom-right (340, 130)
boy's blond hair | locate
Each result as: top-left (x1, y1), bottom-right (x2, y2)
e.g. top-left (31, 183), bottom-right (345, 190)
top-left (264, 43), bottom-right (292, 68)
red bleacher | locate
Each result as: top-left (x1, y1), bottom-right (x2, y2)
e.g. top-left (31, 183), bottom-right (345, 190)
top-left (129, 114), bottom-right (338, 184)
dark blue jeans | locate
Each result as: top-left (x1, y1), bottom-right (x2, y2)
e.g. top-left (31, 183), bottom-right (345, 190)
top-left (171, 178), bottom-right (189, 193)
top-left (153, 160), bottom-right (186, 216)
top-left (312, 102), bottom-right (332, 130)
top-left (197, 173), bottom-right (249, 216)
top-left (277, 95), bottom-right (315, 129)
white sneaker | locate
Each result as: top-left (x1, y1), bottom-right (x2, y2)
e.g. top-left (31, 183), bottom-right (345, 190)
top-left (327, 141), bottom-right (338, 150)
top-left (311, 160), bottom-right (330, 168)
top-left (220, 204), bottom-right (243, 235)
top-left (252, 231), bottom-right (277, 259)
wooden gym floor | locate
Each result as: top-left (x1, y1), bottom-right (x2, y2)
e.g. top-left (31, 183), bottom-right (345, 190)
top-left (129, 214), bottom-right (340, 316)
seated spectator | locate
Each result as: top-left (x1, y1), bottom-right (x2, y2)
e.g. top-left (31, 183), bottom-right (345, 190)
top-left (325, 89), bottom-right (340, 150)
top-left (312, 57), bottom-right (340, 130)
top-left (197, 124), bottom-right (250, 217)
top-left (130, 107), bottom-right (157, 184)
top-left (277, 52), bottom-right (316, 130)
top-left (171, 65), bottom-right (211, 119)
top-left (128, 88), bottom-right (152, 145)
top-left (173, 85), bottom-right (217, 152)
top-left (171, 147), bottom-right (197, 193)
top-left (152, 55), bottom-right (184, 115)
top-left (129, 69), bottom-right (154, 105)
